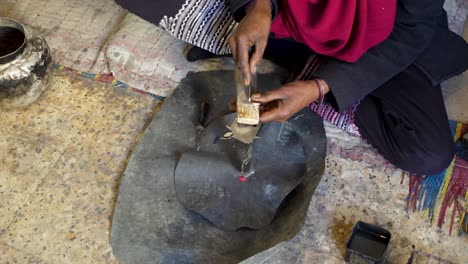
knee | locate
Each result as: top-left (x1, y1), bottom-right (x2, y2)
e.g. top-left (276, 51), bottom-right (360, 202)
top-left (355, 101), bottom-right (456, 175)
top-left (114, 0), bottom-right (137, 13)
top-left (114, 0), bottom-right (125, 8)
top-left (390, 138), bottom-right (455, 175)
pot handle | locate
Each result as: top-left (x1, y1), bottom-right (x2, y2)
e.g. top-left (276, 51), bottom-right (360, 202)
top-left (29, 37), bottom-right (44, 52)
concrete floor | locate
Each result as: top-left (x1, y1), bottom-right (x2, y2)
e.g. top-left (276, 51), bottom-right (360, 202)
top-left (0, 70), bottom-right (467, 263)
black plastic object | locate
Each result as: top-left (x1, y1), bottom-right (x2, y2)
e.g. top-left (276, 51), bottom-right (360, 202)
top-left (110, 71), bottom-right (326, 264)
top-left (345, 221), bottom-right (392, 264)
top-left (175, 112), bottom-right (311, 230)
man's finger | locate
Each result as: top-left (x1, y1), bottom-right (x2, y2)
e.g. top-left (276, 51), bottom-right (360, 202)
top-left (237, 40), bottom-right (251, 85)
top-left (249, 40), bottom-right (267, 74)
top-left (252, 89), bottom-right (286, 103)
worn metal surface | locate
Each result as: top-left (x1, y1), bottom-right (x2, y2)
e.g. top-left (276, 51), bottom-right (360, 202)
top-left (0, 17), bottom-right (52, 110)
top-left (110, 71), bottom-right (326, 264)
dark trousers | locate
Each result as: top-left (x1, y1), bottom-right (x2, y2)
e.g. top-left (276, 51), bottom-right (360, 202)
top-left (116, 0), bottom-right (456, 175)
top-left (354, 66), bottom-right (455, 175)
top-left (114, 0), bottom-right (183, 24)
top-left (262, 39), bottom-right (455, 175)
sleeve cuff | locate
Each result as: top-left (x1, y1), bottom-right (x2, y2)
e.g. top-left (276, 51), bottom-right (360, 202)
top-left (313, 63), bottom-right (363, 112)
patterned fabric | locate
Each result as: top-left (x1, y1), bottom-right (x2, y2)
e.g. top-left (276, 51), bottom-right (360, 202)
top-left (310, 103), bottom-right (360, 136)
top-left (296, 55), bottom-right (361, 136)
top-left (159, 0), bottom-right (237, 55)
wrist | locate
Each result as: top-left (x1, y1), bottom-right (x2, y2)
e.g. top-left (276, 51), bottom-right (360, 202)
top-left (246, 0), bottom-right (272, 18)
top-left (312, 79), bottom-right (329, 105)
top-left (316, 78), bottom-right (330, 94)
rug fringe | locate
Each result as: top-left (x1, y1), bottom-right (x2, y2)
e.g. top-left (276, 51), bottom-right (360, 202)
top-left (460, 190), bottom-right (468, 235)
top-left (53, 64), bottom-right (166, 101)
top-left (405, 121), bottom-right (468, 236)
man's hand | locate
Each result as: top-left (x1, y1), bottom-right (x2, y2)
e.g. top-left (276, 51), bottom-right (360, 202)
top-left (229, 0), bottom-right (272, 85)
top-left (252, 80), bottom-right (330, 123)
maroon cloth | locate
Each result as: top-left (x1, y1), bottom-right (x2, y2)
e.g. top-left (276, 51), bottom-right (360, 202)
top-left (270, 0), bottom-right (396, 63)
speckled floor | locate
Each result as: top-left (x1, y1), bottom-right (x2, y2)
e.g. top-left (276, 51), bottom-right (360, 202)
top-left (243, 127), bottom-right (468, 263)
top-left (0, 70), bottom-right (158, 263)
top-left (0, 69), bottom-right (467, 264)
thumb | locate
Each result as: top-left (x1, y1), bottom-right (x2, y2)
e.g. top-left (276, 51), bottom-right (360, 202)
top-left (252, 89), bottom-right (286, 103)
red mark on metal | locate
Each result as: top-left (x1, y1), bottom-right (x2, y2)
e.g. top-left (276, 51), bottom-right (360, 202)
top-left (239, 176), bottom-right (247, 182)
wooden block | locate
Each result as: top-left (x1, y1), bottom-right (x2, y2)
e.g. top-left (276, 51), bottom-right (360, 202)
top-left (237, 102), bottom-right (260, 125)
top-left (230, 118), bottom-right (261, 144)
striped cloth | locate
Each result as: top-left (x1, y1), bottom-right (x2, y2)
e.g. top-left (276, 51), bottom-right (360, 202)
top-left (297, 55), bottom-right (361, 136)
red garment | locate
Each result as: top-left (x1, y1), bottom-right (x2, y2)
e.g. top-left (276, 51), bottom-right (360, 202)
top-left (270, 0), bottom-right (396, 63)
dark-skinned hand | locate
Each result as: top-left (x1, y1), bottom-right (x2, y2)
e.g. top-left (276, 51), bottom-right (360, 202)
top-left (251, 80), bottom-right (330, 123)
top-left (228, 0), bottom-right (272, 85)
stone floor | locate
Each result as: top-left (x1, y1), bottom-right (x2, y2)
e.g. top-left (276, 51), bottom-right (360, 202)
top-left (0, 69), bottom-right (466, 264)
top-left (0, 70), bottom-right (158, 263)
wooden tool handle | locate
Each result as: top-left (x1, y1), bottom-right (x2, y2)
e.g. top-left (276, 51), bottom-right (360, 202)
top-left (235, 68), bottom-right (259, 125)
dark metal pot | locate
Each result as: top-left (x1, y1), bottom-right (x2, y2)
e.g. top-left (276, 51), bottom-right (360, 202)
top-left (0, 17), bottom-right (52, 110)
